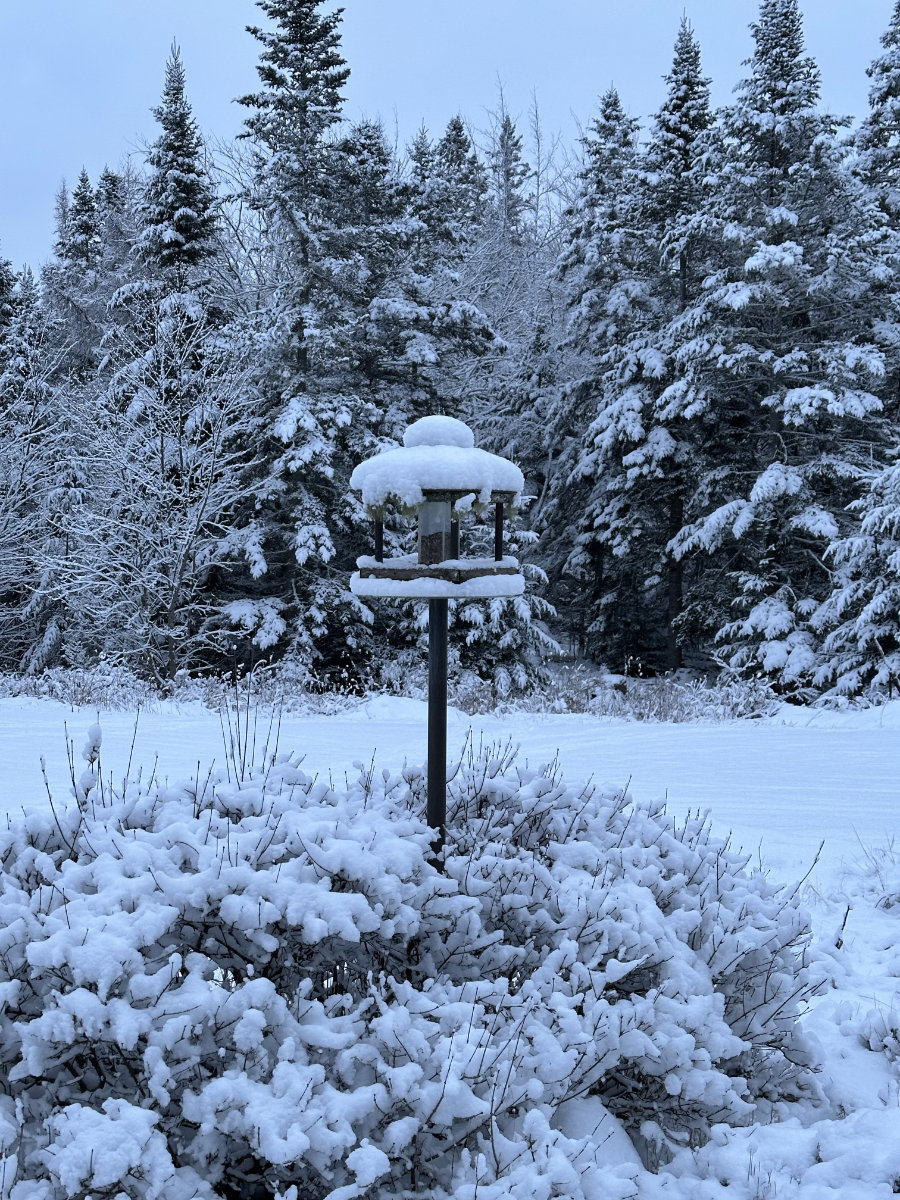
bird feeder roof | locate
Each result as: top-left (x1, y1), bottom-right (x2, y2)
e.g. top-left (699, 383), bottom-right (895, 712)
top-left (350, 416), bottom-right (524, 514)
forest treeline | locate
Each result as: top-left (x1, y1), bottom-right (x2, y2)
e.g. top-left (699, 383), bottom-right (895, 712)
top-left (2, 0), bottom-right (900, 700)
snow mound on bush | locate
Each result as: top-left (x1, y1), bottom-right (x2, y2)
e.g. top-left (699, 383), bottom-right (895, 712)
top-left (0, 734), bottom-right (823, 1198)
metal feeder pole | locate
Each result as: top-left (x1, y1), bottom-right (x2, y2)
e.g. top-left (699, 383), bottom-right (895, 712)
top-left (427, 597), bottom-right (448, 854)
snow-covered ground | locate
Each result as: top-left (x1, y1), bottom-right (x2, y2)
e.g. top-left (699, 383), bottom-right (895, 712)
top-left (3, 692), bottom-right (900, 1196)
top-left (5, 692), bottom-right (897, 884)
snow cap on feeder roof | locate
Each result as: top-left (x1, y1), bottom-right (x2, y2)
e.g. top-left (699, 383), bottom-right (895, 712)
top-left (350, 416), bottom-right (524, 515)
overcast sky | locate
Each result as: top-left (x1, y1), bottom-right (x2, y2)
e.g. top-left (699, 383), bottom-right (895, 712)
top-left (0, 1), bottom-right (893, 269)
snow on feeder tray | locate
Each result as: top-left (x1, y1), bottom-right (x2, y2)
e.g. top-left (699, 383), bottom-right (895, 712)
top-left (349, 414), bottom-right (525, 600)
top-left (349, 415), bottom-right (525, 855)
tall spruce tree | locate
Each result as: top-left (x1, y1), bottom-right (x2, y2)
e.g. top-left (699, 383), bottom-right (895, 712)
top-left (809, 0), bottom-right (900, 700)
top-left (229, 0), bottom-right (375, 677)
top-left (488, 110), bottom-right (530, 243)
top-left (139, 45), bottom-right (218, 278)
top-left (556, 25), bottom-right (714, 672)
top-left (853, 0), bottom-right (900, 429)
top-left (551, 86), bottom-right (646, 661)
top-left (66, 169), bottom-right (101, 269)
top-left (407, 115), bottom-right (489, 265)
top-left (42, 170), bottom-right (105, 377)
top-left (641, 18), bottom-right (713, 669)
top-left (95, 165), bottom-right (141, 290)
top-left (812, 454), bottom-right (900, 698)
top-left (665, 0), bottom-right (891, 687)
top-left (435, 114), bottom-right (489, 247)
top-left (856, 0), bottom-right (900, 222)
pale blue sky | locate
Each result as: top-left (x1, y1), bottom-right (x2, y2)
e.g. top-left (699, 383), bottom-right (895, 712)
top-left (0, 1), bottom-right (892, 269)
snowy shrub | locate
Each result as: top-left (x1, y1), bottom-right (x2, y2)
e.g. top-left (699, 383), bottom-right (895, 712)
top-left (0, 665), bottom-right (374, 719)
top-left (525, 663), bottom-right (781, 723)
top-left (585, 673), bottom-right (781, 723)
top-left (839, 837), bottom-right (900, 910)
top-left (0, 665), bottom-right (157, 711)
top-left (859, 1008), bottom-right (900, 1068)
top-left (0, 730), bottom-right (821, 1198)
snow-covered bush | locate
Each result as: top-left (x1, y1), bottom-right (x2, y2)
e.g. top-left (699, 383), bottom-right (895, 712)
top-left (0, 664), bottom-right (369, 717)
top-left (0, 731), bottom-right (821, 1198)
top-left (0, 664), bottom-right (157, 711)
top-left (520, 663), bottom-right (781, 722)
top-left (585, 673), bottom-right (781, 723)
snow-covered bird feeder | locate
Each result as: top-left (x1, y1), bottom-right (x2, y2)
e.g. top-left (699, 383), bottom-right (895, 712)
top-left (349, 414), bottom-right (525, 599)
top-left (349, 415), bottom-right (525, 857)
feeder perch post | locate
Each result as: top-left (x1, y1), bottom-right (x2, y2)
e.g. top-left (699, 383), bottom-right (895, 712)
top-left (374, 516), bottom-right (384, 563)
top-left (427, 597), bottom-right (448, 850)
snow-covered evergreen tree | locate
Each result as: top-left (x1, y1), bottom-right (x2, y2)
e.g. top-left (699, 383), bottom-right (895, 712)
top-left (0, 249), bottom-right (14, 334)
top-left (812, 454), bottom-right (900, 698)
top-left (635, 18), bottom-right (714, 670)
top-left (851, 0), bottom-right (900, 434)
top-left (96, 165), bottom-right (140, 276)
top-left (856, 0), bottom-right (900, 222)
top-left (551, 86), bottom-right (647, 661)
top-left (41, 170), bottom-right (107, 377)
top-left (488, 109), bottom-right (531, 243)
top-left (139, 45), bottom-right (218, 279)
top-left (433, 113), bottom-right (489, 253)
top-left (553, 25), bottom-right (714, 672)
top-left (665, 0), bottom-right (892, 687)
top-left (810, 0), bottom-right (900, 701)
top-left (404, 115), bottom-right (490, 278)
top-left (225, 0), bottom-right (373, 677)
top-left (65, 168), bottom-right (101, 268)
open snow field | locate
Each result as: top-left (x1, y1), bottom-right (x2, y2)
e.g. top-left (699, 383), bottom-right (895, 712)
top-left (3, 692), bottom-right (897, 884)
top-left (3, 692), bottom-right (900, 1196)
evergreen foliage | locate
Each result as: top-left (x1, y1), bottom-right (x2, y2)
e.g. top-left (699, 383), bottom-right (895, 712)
top-left (140, 46), bottom-right (218, 276)
top-left (552, 86), bottom-right (647, 662)
top-left (66, 169), bottom-right (101, 269)
top-left (672, 0), bottom-right (891, 687)
top-left (227, 1), bottom-right (371, 675)
top-left (488, 112), bottom-right (530, 241)
top-left (0, 251), bottom-right (14, 333)
top-left (856, 0), bottom-right (900, 220)
top-left (5, 0), bottom-right (900, 698)
top-left (812, 455), bottom-right (900, 698)
top-left (42, 170), bottom-right (106, 377)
